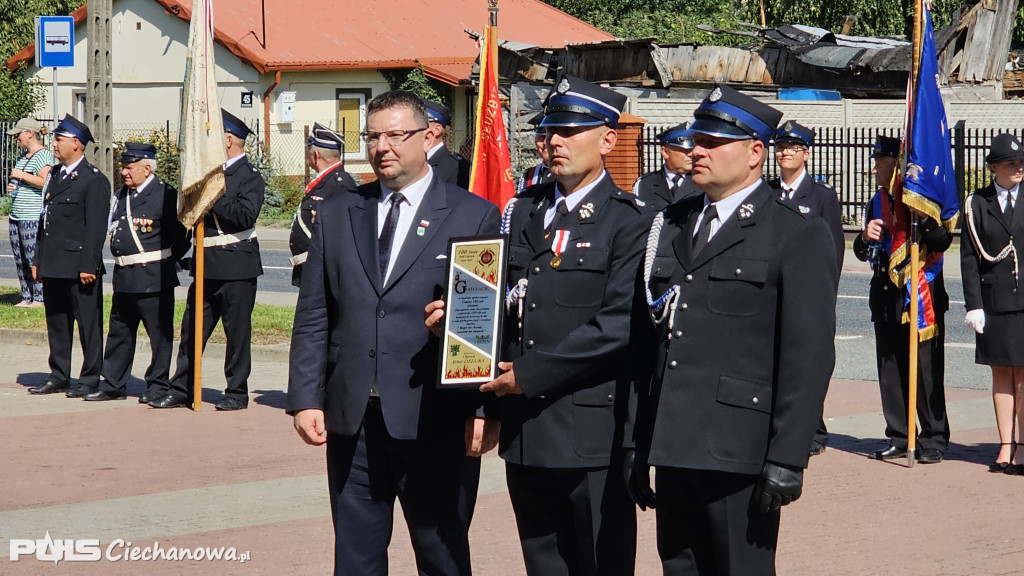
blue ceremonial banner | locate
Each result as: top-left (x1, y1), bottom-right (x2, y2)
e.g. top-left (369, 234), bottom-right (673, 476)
top-left (902, 4), bottom-right (959, 231)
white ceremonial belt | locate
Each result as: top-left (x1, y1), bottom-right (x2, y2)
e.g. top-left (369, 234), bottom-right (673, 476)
top-left (199, 228), bottom-right (257, 247)
top-left (114, 248), bottom-right (173, 266)
top-left (289, 252), bottom-right (308, 267)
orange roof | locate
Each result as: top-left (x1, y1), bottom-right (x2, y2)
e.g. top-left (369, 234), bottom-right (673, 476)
top-left (9, 0), bottom-right (613, 81)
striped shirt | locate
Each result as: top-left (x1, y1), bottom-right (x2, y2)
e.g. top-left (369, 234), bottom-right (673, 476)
top-left (9, 148), bottom-right (54, 221)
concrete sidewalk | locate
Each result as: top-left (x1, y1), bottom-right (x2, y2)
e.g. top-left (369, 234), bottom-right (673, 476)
top-left (0, 333), bottom-right (1022, 575)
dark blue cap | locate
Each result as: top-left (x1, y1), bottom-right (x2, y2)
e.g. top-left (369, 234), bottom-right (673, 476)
top-left (306, 121), bottom-right (343, 150)
top-left (773, 121), bottom-right (815, 147)
top-left (689, 84), bottom-right (782, 144)
top-left (119, 142), bottom-right (157, 163)
top-left (222, 109), bottom-right (253, 139)
top-left (987, 133), bottom-right (1024, 164)
top-left (659, 122), bottom-right (693, 148)
top-left (53, 114), bottom-right (93, 145)
top-left (869, 135), bottom-right (901, 159)
top-left (540, 74), bottom-right (626, 129)
top-left (422, 99), bottom-right (452, 127)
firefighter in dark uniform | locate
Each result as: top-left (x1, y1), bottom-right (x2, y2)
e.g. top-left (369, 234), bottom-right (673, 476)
top-left (632, 122), bottom-right (701, 211)
top-left (289, 123), bottom-right (357, 287)
top-left (768, 120), bottom-right (845, 456)
top-left (480, 75), bottom-right (649, 576)
top-left (853, 135), bottom-right (950, 463)
top-left (150, 109), bottom-right (265, 410)
top-left (422, 99), bottom-right (471, 188)
top-left (28, 115), bottom-right (111, 398)
top-left (87, 143), bottom-right (189, 402)
top-left (517, 112), bottom-right (554, 193)
top-left (631, 84), bottom-right (837, 574)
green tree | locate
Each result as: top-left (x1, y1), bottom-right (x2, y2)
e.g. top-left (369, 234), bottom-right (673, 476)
top-left (0, 0), bottom-right (86, 118)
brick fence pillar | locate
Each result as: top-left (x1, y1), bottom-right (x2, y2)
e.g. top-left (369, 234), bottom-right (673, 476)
top-left (605, 112), bottom-right (646, 192)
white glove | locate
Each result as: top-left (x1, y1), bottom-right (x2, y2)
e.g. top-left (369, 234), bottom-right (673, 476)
top-left (965, 309), bottom-right (985, 334)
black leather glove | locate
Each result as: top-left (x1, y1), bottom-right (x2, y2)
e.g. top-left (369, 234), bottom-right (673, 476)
top-left (623, 449), bottom-right (656, 511)
top-left (752, 461), bottom-right (803, 514)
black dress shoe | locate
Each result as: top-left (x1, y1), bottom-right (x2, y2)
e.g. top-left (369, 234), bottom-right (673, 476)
top-left (28, 381), bottom-right (69, 395)
top-left (809, 441), bottom-right (826, 456)
top-left (139, 393), bottom-right (153, 404)
top-left (65, 388), bottom-right (96, 399)
top-left (215, 397), bottom-right (247, 411)
top-left (148, 395), bottom-right (188, 409)
top-left (916, 449), bottom-right (943, 464)
top-left (84, 390), bottom-right (127, 402)
top-left (1004, 464), bottom-right (1024, 476)
top-left (871, 446), bottom-right (907, 460)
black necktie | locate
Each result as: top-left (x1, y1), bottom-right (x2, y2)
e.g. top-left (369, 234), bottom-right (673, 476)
top-left (378, 192), bottom-right (405, 281)
top-left (1005, 193), bottom-right (1015, 223)
top-left (545, 198), bottom-right (569, 237)
top-left (692, 204), bottom-right (718, 256)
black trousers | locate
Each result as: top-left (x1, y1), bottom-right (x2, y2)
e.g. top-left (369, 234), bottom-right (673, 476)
top-left (100, 290), bottom-right (175, 394)
top-left (656, 467), bottom-right (780, 576)
top-left (168, 278), bottom-right (256, 403)
top-left (326, 403), bottom-right (479, 576)
top-left (505, 462), bottom-right (636, 576)
top-left (41, 277), bottom-right (103, 391)
top-left (873, 316), bottom-right (949, 451)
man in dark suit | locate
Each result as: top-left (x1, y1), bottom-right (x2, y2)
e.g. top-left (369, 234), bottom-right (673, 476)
top-left (29, 115), bottom-right (110, 398)
top-left (768, 121), bottom-right (845, 456)
top-left (287, 90), bottom-right (500, 576)
top-left (150, 110), bottom-right (265, 411)
top-left (633, 122), bottom-right (701, 211)
top-left (422, 99), bottom-right (471, 188)
top-left (516, 112), bottom-right (554, 193)
top-left (476, 74), bottom-right (648, 576)
top-left (632, 84), bottom-right (837, 574)
top-left (289, 122), bottom-right (358, 286)
top-left (853, 135), bottom-right (950, 464)
top-left (86, 143), bottom-right (189, 402)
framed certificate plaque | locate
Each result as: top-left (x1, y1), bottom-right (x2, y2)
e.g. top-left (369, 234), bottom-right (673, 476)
top-left (437, 235), bottom-right (507, 389)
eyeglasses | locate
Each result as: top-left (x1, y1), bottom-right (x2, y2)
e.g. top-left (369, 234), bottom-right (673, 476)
top-left (360, 127), bottom-right (428, 147)
top-left (775, 146), bottom-right (808, 155)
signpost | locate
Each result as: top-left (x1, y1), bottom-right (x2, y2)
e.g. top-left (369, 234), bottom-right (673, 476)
top-left (35, 16), bottom-right (76, 124)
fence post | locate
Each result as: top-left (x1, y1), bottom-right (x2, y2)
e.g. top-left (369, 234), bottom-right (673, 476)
top-left (953, 120), bottom-right (966, 208)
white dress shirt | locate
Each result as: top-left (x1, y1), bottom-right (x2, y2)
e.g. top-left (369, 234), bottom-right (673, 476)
top-left (378, 168), bottom-right (434, 283)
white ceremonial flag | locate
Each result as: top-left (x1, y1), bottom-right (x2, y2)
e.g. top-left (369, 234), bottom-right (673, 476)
top-left (178, 0), bottom-right (226, 228)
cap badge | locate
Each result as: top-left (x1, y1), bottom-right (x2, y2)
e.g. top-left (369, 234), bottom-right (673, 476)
top-left (579, 202), bottom-right (595, 220)
top-left (784, 121), bottom-right (793, 131)
top-left (737, 203), bottom-right (754, 220)
top-left (556, 77), bottom-right (571, 95)
top-left (1013, 142), bottom-right (1020, 151)
top-left (709, 87), bottom-right (723, 103)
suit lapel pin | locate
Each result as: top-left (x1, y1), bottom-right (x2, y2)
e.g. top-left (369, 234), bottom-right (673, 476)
top-left (799, 205), bottom-right (811, 214)
top-left (738, 203), bottom-right (755, 220)
top-left (579, 202), bottom-right (595, 220)
top-left (417, 220), bottom-right (429, 236)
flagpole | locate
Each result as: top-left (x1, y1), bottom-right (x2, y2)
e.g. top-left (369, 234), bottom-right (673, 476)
top-left (193, 221), bottom-right (204, 411)
top-left (905, 0), bottom-right (925, 468)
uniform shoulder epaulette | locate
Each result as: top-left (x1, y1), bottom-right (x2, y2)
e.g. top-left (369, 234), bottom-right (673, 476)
top-left (815, 180), bottom-right (834, 190)
top-left (611, 189), bottom-right (645, 211)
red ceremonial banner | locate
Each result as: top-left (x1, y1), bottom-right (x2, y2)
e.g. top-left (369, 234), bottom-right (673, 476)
top-left (468, 25), bottom-right (516, 209)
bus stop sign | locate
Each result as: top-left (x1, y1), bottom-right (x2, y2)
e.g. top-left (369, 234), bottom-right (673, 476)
top-left (35, 16), bottom-right (75, 68)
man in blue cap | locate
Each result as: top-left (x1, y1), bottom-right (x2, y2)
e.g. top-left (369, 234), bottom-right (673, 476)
top-left (631, 84), bottom-right (838, 573)
top-left (475, 73), bottom-right (649, 576)
top-left (422, 99), bottom-right (471, 188)
top-left (87, 142), bottom-right (190, 402)
top-left (768, 120), bottom-right (845, 457)
top-left (28, 115), bottom-right (110, 398)
top-left (633, 122), bottom-right (701, 211)
top-left (289, 122), bottom-right (358, 286)
top-left (151, 109), bottom-right (265, 410)
top-left (853, 134), bottom-right (950, 464)
top-left (516, 112), bottom-right (554, 193)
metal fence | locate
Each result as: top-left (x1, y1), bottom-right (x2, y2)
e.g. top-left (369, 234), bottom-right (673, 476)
top-left (640, 123), bottom-right (1016, 227)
